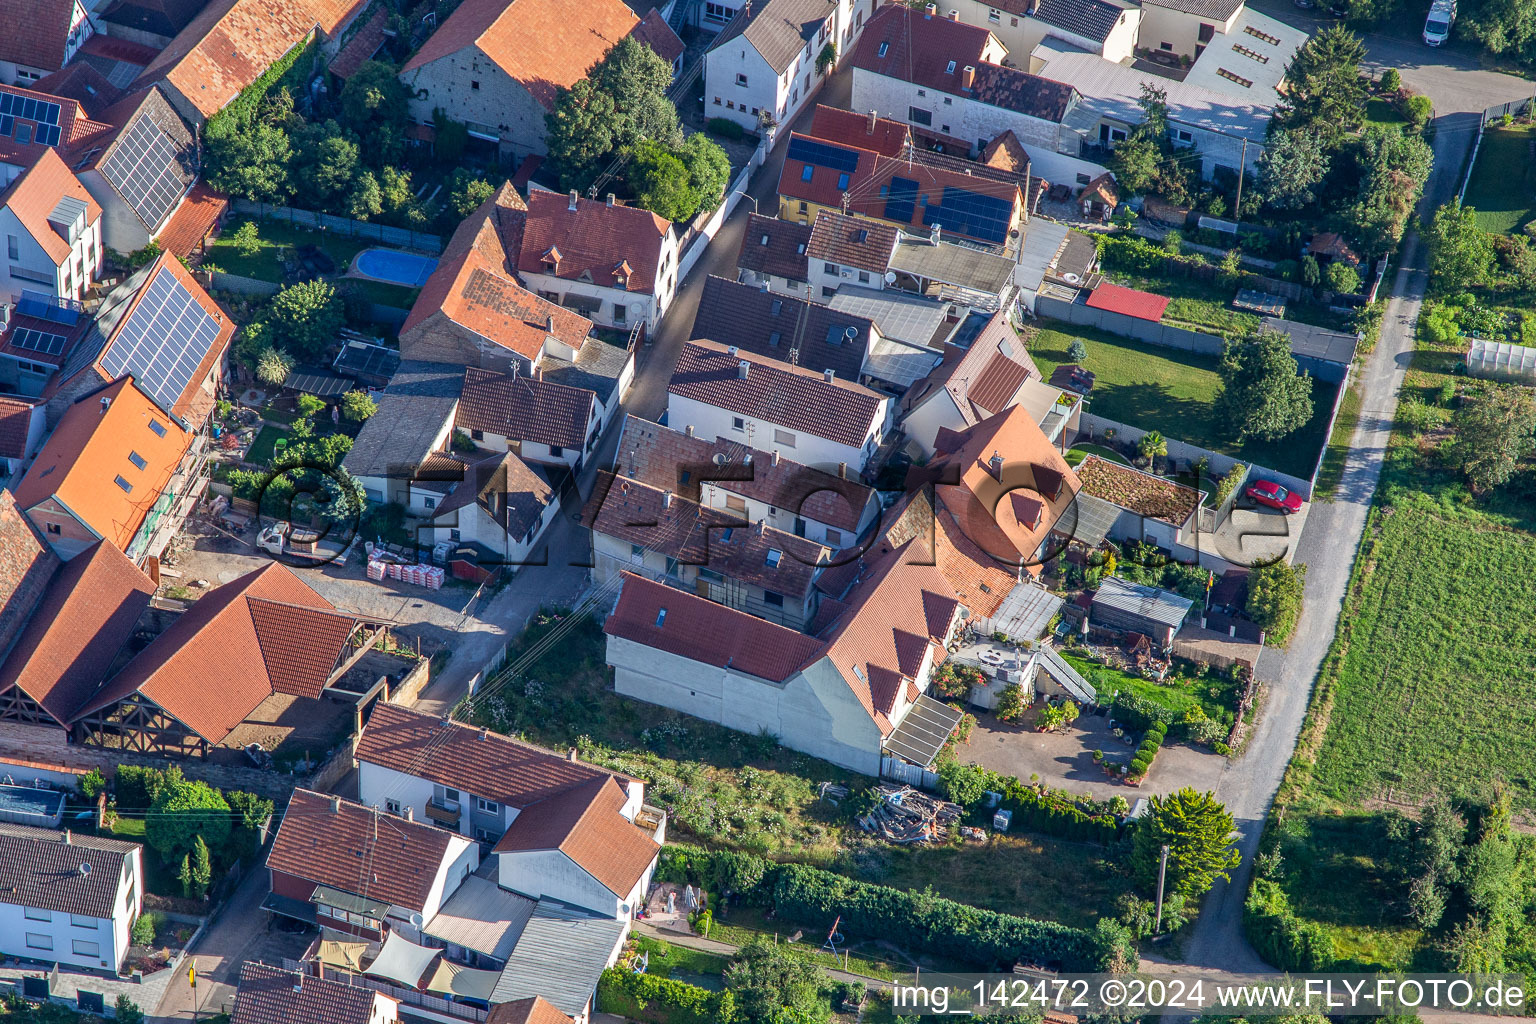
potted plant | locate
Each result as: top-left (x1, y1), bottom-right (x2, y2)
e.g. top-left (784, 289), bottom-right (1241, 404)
top-left (1092, 749), bottom-right (1104, 762)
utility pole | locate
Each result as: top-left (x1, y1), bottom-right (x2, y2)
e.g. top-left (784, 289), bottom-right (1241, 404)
top-left (1153, 844), bottom-right (1170, 934)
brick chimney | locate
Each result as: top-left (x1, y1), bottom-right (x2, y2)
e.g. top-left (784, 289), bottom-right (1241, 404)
top-left (988, 449), bottom-right (1004, 479)
top-left (866, 109), bottom-right (876, 134)
top-left (961, 65), bottom-right (975, 90)
top-left (606, 193), bottom-right (616, 206)
top-left (838, 462), bottom-right (847, 479)
top-left (771, 449), bottom-right (780, 466)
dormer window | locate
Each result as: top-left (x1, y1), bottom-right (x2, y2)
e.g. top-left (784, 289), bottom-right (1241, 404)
top-left (655, 608), bottom-right (667, 627)
top-left (760, 233), bottom-right (771, 246)
top-left (613, 259), bottom-right (633, 289)
top-left (766, 548), bottom-right (783, 567)
top-left (543, 245), bottom-right (562, 271)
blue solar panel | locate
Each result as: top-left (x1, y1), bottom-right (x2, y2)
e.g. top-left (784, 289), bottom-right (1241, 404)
top-left (921, 186), bottom-right (1012, 244)
top-left (16, 290), bottom-right (79, 326)
top-left (787, 136), bottom-right (860, 174)
top-left (884, 176), bottom-right (919, 225)
top-left (99, 266), bottom-right (221, 413)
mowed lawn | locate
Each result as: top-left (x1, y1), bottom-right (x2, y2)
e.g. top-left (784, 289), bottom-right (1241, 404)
top-left (1310, 499), bottom-right (1536, 808)
top-left (1027, 324), bottom-right (1336, 478)
top-left (1463, 125), bottom-right (1536, 235)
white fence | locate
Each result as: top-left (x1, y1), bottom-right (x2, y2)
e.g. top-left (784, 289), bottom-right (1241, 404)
top-left (881, 755), bottom-right (939, 790)
top-left (675, 136), bottom-right (770, 283)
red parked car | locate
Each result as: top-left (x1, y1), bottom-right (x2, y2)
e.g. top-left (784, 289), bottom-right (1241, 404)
top-left (1246, 480), bottom-right (1304, 513)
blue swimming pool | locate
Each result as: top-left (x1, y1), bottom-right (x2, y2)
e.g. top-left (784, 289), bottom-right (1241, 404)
top-left (0, 782), bottom-right (66, 828)
top-left (354, 248), bottom-right (439, 288)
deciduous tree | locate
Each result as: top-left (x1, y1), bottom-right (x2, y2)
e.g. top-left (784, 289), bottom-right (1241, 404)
top-left (1444, 385), bottom-right (1536, 492)
top-left (1426, 200), bottom-right (1496, 294)
top-left (1257, 129), bottom-right (1331, 210)
top-left (147, 775), bottom-right (231, 864)
top-left (268, 280), bottom-right (345, 359)
top-left (724, 938), bottom-right (829, 1024)
top-left (1246, 560), bottom-right (1306, 642)
top-left (1215, 329), bottom-right (1314, 442)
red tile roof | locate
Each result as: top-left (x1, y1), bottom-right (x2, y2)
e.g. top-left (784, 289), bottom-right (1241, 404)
top-left (981, 130), bottom-right (1030, 173)
top-left (327, 8), bottom-right (388, 80)
top-left (401, 0), bottom-right (639, 111)
top-left (809, 105), bottom-right (911, 158)
top-left (30, 65), bottom-right (123, 121)
top-left (849, 4), bottom-right (993, 97)
top-left (13, 377), bottom-right (194, 553)
top-left (357, 703), bottom-right (633, 809)
top-left (0, 0), bottom-right (80, 71)
top-left (233, 962), bottom-right (381, 1024)
top-left (630, 8), bottom-right (684, 65)
top-left (486, 997), bottom-right (575, 1024)
top-left (613, 416), bottom-right (876, 535)
top-left (806, 210), bottom-right (899, 275)
top-left (457, 366), bottom-right (594, 448)
top-left (0, 83), bottom-right (89, 169)
top-left (267, 789), bottom-right (466, 914)
top-left (0, 823), bottom-right (139, 920)
top-left (0, 148), bottom-right (102, 266)
top-left (668, 339), bottom-right (885, 448)
top-left (0, 540), bottom-right (154, 726)
top-left (494, 775), bottom-right (659, 897)
top-left (135, 0), bottom-right (368, 119)
top-left (518, 190), bottom-right (670, 292)
top-left (604, 571), bottom-right (823, 682)
top-left (0, 490), bottom-right (57, 663)
top-left (1086, 282), bottom-right (1169, 322)
top-left (404, 187), bottom-right (592, 362)
top-left (72, 563), bottom-right (355, 743)
top-left (156, 181), bottom-right (227, 259)
top-left (736, 213), bottom-right (811, 283)
top-left (776, 132), bottom-right (878, 210)
top-left (903, 308), bottom-right (1041, 425)
top-left (0, 396), bottom-right (34, 461)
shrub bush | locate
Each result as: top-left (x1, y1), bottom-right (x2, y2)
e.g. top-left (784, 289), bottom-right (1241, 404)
top-left (1110, 691), bottom-right (1175, 732)
top-left (707, 117), bottom-right (746, 140)
top-left (597, 966), bottom-right (737, 1024)
top-left (78, 768), bottom-right (106, 802)
top-left (1244, 878), bottom-right (1337, 970)
top-left (130, 912), bottom-right (160, 947)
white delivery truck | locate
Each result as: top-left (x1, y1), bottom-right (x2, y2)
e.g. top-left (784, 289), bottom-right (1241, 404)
top-left (1423, 0), bottom-right (1455, 45)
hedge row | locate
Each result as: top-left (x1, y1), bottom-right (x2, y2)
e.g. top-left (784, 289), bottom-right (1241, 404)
top-left (656, 845), bottom-right (1129, 971)
top-left (1243, 878), bottom-right (1336, 971)
top-left (597, 967), bottom-right (737, 1024)
top-left (990, 775), bottom-right (1120, 845)
top-left (1130, 722), bottom-right (1167, 779)
top-left (1098, 233), bottom-right (1190, 276)
top-left (1110, 691), bottom-right (1176, 732)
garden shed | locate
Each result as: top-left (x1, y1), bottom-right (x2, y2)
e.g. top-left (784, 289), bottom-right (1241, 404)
top-left (1089, 575), bottom-right (1194, 648)
top-left (1466, 338), bottom-right (1536, 384)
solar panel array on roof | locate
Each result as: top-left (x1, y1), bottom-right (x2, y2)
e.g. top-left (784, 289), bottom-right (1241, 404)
top-left (11, 328), bottom-right (67, 355)
top-left (99, 115), bottom-right (186, 231)
top-left (100, 266), bottom-right (221, 413)
top-left (16, 290), bottom-right (80, 326)
top-left (922, 187), bottom-right (1011, 244)
top-left (0, 92), bottom-right (62, 147)
top-left (884, 176), bottom-right (919, 225)
top-left (787, 136), bottom-right (860, 174)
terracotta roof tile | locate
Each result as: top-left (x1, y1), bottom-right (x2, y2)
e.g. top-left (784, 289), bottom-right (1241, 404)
top-left (806, 210), bottom-right (899, 275)
top-left (0, 540), bottom-right (153, 725)
top-left (0, 82), bottom-right (90, 168)
top-left (668, 338), bottom-right (885, 449)
top-left (13, 378), bottom-right (194, 553)
top-left (485, 996), bottom-right (575, 1024)
top-left (156, 181), bottom-right (227, 259)
top-left (457, 366), bottom-right (594, 448)
top-left (0, 397), bottom-right (34, 461)
top-left (518, 190), bottom-right (669, 292)
top-left (431, 450), bottom-right (553, 539)
top-left (604, 571), bottom-right (823, 682)
top-left (849, 5), bottom-right (992, 98)
top-left (736, 214), bottom-right (811, 283)
top-left (613, 416), bottom-right (876, 534)
top-left (0, 148), bottom-right (102, 266)
top-left (328, 8), bottom-right (388, 79)
top-left (808, 104), bottom-right (910, 158)
top-left (493, 775), bottom-right (658, 897)
top-left (268, 788), bottom-right (466, 912)
top-left (232, 962), bottom-right (380, 1024)
top-left (630, 9), bottom-right (684, 65)
top-left (401, 0), bottom-right (638, 111)
top-left (0, 823), bottom-right (138, 920)
top-left (0, 490), bottom-right (58, 663)
top-left (135, 0), bottom-right (368, 120)
top-left (0, 0), bottom-right (79, 71)
top-left (72, 563), bottom-right (354, 743)
top-left (689, 276), bottom-right (872, 382)
top-left (903, 308), bottom-right (1040, 423)
top-left (584, 471), bottom-right (829, 600)
top-left (970, 63), bottom-right (1077, 123)
top-left (357, 703), bottom-right (632, 809)
top-left (1086, 282), bottom-right (1169, 322)
top-left (776, 132), bottom-right (879, 211)
top-left (981, 130), bottom-right (1030, 172)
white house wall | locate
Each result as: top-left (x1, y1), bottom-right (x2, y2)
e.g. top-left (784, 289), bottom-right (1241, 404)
top-left (607, 634), bottom-right (887, 775)
top-left (497, 849), bottom-right (629, 919)
top-left (0, 848), bottom-right (140, 971)
top-left (402, 44), bottom-right (553, 158)
top-left (666, 392), bottom-right (880, 474)
top-left (424, 837), bottom-right (479, 922)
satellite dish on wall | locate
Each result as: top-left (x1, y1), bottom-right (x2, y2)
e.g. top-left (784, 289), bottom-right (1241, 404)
top-left (883, 271), bottom-right (897, 284)
top-left (409, 911), bottom-right (424, 928)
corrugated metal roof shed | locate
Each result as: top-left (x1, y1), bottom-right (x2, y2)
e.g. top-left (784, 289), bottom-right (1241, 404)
top-left (491, 899), bottom-right (627, 1016)
top-left (829, 286), bottom-right (949, 348)
top-left (423, 874), bottom-right (537, 963)
top-left (1091, 576), bottom-right (1194, 632)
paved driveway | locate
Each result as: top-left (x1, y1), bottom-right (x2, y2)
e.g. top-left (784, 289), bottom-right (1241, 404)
top-left (960, 712), bottom-right (1227, 803)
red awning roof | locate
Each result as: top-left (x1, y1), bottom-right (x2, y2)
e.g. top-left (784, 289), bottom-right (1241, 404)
top-left (1085, 282), bottom-right (1169, 322)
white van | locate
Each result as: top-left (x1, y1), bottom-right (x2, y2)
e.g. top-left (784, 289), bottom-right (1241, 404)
top-left (1423, 0), bottom-right (1455, 45)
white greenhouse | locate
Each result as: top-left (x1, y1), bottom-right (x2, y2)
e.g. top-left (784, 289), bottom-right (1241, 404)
top-left (1466, 339), bottom-right (1536, 384)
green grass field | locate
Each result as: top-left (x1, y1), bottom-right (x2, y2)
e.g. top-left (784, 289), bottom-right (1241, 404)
top-left (1463, 125), bottom-right (1536, 235)
top-left (1259, 313), bottom-right (1536, 972)
top-left (1311, 371), bottom-right (1363, 501)
top-left (1364, 98), bottom-right (1407, 128)
top-left (1060, 651), bottom-right (1237, 727)
top-left (1027, 324), bottom-right (1336, 478)
top-left (246, 424), bottom-right (292, 466)
top-left (1065, 443), bottom-right (1131, 467)
top-left (206, 217), bottom-right (422, 308)
top-left (1103, 269), bottom-right (1263, 339)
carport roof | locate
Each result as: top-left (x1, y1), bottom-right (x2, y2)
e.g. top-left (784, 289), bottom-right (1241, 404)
top-left (986, 582), bottom-right (1064, 641)
top-left (1053, 492), bottom-right (1120, 549)
top-left (884, 692), bottom-right (965, 767)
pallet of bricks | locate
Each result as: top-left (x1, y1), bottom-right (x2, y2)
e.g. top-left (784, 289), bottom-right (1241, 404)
top-left (367, 560), bottom-right (445, 589)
